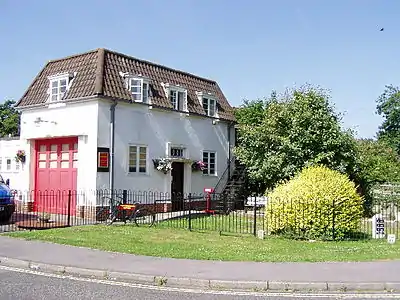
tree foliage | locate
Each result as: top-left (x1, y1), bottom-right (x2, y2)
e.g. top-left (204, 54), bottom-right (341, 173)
top-left (234, 85), bottom-right (358, 190)
top-left (356, 138), bottom-right (400, 185)
top-left (376, 85), bottom-right (400, 153)
top-left (0, 100), bottom-right (20, 137)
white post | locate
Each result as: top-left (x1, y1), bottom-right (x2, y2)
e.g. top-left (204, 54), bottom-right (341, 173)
top-left (372, 213), bottom-right (385, 239)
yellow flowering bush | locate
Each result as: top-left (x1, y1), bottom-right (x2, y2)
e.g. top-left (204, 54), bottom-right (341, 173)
top-left (265, 165), bottom-right (364, 240)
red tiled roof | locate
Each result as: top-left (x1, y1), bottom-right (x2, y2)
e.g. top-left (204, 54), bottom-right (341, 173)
top-left (16, 48), bottom-right (235, 121)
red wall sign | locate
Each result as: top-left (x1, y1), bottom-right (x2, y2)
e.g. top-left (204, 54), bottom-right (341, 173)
top-left (98, 152), bottom-right (109, 168)
top-left (97, 147), bottom-right (110, 172)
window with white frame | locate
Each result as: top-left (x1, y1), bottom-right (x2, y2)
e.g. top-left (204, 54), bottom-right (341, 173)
top-left (6, 158), bottom-right (11, 171)
top-left (50, 78), bottom-right (68, 101)
top-left (128, 77), bottom-right (150, 103)
top-left (128, 145), bottom-right (147, 173)
top-left (202, 97), bottom-right (217, 117)
top-left (48, 73), bottom-right (75, 102)
top-left (202, 151), bottom-right (216, 175)
top-left (169, 89), bottom-right (187, 111)
top-left (170, 147), bottom-right (184, 158)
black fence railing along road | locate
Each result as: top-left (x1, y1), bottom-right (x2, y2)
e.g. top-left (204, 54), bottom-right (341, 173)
top-left (0, 188), bottom-right (399, 242)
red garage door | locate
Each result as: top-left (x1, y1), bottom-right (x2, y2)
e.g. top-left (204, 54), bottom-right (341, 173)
top-left (35, 137), bottom-right (78, 214)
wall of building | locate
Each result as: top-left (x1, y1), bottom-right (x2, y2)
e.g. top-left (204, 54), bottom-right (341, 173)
top-left (96, 99), bottom-right (235, 199)
top-left (0, 138), bottom-right (29, 192)
top-left (19, 100), bottom-right (100, 197)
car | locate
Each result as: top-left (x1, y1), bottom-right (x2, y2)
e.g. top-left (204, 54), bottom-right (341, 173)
top-left (0, 174), bottom-right (15, 222)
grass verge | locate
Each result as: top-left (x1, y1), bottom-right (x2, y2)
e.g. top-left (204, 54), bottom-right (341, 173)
top-left (6, 224), bottom-right (400, 262)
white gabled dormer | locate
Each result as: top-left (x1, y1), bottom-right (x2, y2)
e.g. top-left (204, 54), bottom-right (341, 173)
top-left (196, 91), bottom-right (218, 118)
top-left (47, 72), bottom-right (76, 102)
top-left (119, 72), bottom-right (151, 104)
top-left (161, 83), bottom-right (188, 112)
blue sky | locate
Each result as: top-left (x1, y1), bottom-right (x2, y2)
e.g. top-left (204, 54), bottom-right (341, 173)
top-left (0, 0), bottom-right (398, 138)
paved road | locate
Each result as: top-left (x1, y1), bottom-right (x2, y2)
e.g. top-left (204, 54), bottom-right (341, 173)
top-left (0, 266), bottom-right (397, 300)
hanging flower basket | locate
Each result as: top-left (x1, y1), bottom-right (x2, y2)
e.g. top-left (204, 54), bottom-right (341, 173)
top-left (15, 150), bottom-right (26, 163)
top-left (191, 160), bottom-right (207, 172)
top-left (152, 158), bottom-right (173, 174)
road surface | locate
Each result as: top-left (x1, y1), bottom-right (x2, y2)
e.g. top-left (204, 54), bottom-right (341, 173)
top-left (0, 265), bottom-right (397, 300)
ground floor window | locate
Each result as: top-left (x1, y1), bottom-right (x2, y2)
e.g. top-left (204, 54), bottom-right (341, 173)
top-left (129, 145), bottom-right (147, 173)
top-left (202, 151), bottom-right (216, 175)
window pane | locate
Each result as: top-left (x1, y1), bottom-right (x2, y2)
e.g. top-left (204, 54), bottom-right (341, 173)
top-left (60, 79), bottom-right (67, 86)
top-left (131, 86), bottom-right (141, 93)
top-left (143, 84), bottom-right (148, 103)
top-left (52, 81), bottom-right (58, 88)
top-left (129, 166), bottom-right (137, 172)
top-left (51, 95), bottom-right (58, 101)
top-left (130, 79), bottom-right (141, 86)
top-left (202, 152), bottom-right (209, 162)
top-left (51, 88), bottom-right (58, 95)
top-left (202, 168), bottom-right (208, 175)
top-left (60, 85), bottom-right (67, 93)
top-left (129, 146), bottom-right (137, 154)
top-left (132, 93), bottom-right (141, 101)
top-left (139, 147), bottom-right (146, 155)
top-left (209, 100), bottom-right (216, 116)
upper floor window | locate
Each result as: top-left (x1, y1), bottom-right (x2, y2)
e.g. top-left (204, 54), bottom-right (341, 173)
top-left (48, 72), bottom-right (76, 102)
top-left (129, 78), bottom-right (150, 103)
top-left (202, 97), bottom-right (217, 117)
top-left (162, 83), bottom-right (188, 112)
top-left (169, 89), bottom-right (187, 111)
top-left (120, 72), bottom-right (151, 104)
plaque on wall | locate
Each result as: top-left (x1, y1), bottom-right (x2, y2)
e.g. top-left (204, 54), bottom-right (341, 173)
top-left (97, 147), bottom-right (110, 172)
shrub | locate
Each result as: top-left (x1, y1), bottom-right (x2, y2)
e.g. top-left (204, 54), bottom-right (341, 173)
top-left (265, 165), bottom-right (364, 240)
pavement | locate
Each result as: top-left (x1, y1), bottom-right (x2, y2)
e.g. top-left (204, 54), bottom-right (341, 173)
top-left (0, 236), bottom-right (400, 293)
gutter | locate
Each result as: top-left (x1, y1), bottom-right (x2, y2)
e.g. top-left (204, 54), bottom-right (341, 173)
top-left (109, 101), bottom-right (117, 195)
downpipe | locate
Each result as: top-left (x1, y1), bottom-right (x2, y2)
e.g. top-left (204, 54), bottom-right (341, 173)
top-left (109, 101), bottom-right (117, 197)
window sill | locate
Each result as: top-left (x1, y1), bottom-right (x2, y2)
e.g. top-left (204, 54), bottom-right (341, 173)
top-left (126, 172), bottom-right (150, 177)
top-left (201, 174), bottom-right (218, 177)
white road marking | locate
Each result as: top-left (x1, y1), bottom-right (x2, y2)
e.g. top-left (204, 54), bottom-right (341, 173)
top-left (0, 265), bottom-right (399, 299)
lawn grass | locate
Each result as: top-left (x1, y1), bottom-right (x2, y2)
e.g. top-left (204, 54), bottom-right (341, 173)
top-left (6, 224), bottom-right (400, 262)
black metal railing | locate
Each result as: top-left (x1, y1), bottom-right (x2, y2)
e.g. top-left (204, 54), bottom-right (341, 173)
top-left (0, 189), bottom-right (399, 241)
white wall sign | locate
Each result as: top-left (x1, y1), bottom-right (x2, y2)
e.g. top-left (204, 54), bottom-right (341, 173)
top-left (387, 234), bottom-right (396, 244)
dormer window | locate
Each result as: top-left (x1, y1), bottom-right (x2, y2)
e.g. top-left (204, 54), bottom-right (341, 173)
top-left (195, 91), bottom-right (218, 118)
top-left (48, 72), bottom-right (75, 102)
top-left (162, 83), bottom-right (188, 112)
top-left (202, 97), bottom-right (217, 117)
top-left (129, 78), bottom-right (150, 103)
top-left (120, 72), bottom-right (151, 103)
top-left (169, 90), bottom-right (187, 111)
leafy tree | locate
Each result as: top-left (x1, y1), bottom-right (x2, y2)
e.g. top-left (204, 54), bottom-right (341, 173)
top-left (376, 85), bottom-right (400, 153)
top-left (356, 138), bottom-right (400, 185)
top-left (355, 138), bottom-right (400, 216)
top-left (0, 100), bottom-right (20, 137)
top-left (234, 85), bottom-right (359, 191)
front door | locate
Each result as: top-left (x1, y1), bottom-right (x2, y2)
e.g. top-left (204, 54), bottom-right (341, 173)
top-left (171, 162), bottom-right (184, 211)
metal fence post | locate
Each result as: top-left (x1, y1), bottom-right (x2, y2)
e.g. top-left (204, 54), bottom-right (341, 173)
top-left (67, 190), bottom-right (71, 227)
top-left (188, 193), bottom-right (192, 231)
top-left (253, 195), bottom-right (257, 237)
